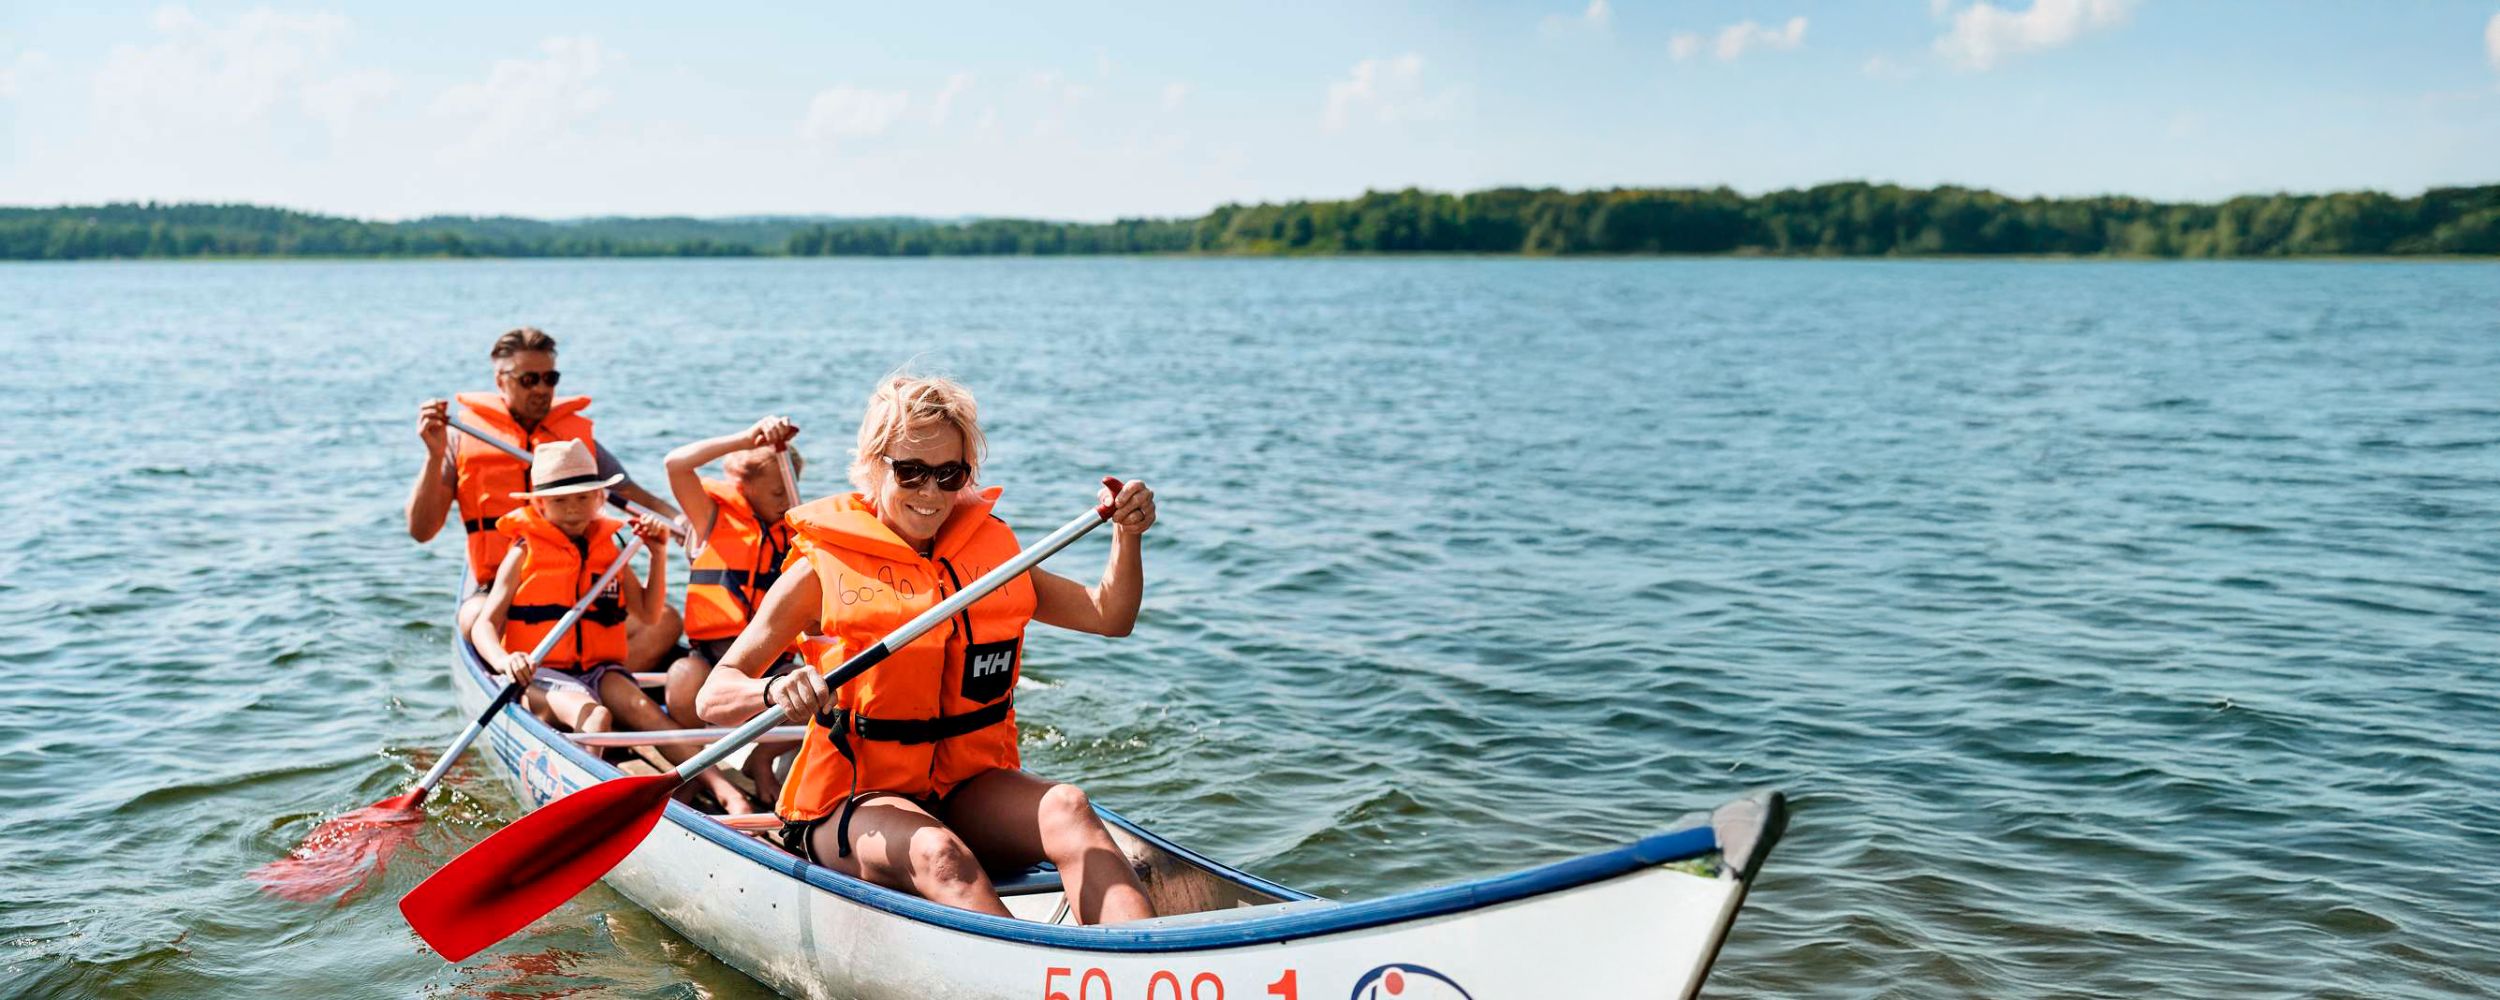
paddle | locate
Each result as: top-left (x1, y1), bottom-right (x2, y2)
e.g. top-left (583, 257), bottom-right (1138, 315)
top-left (775, 442), bottom-right (803, 510)
top-left (400, 482), bottom-right (1124, 961)
top-left (252, 533), bottom-right (650, 903)
top-left (445, 411), bottom-right (687, 539)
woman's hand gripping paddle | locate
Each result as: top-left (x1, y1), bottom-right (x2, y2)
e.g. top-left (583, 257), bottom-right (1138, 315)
top-left (399, 483), bottom-right (1125, 961)
top-left (252, 535), bottom-right (650, 903)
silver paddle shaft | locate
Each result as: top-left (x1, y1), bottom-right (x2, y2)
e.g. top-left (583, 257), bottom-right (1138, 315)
top-left (675, 503), bottom-right (1113, 780)
top-left (776, 446), bottom-right (802, 509)
top-left (413, 535), bottom-right (648, 794)
top-left (444, 412), bottom-right (681, 533)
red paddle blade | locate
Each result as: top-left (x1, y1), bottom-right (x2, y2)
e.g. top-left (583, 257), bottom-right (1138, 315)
top-left (398, 772), bottom-right (678, 961)
top-left (251, 798), bottom-right (428, 903)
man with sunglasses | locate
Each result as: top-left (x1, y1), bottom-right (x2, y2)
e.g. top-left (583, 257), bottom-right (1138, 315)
top-left (405, 328), bottom-right (683, 662)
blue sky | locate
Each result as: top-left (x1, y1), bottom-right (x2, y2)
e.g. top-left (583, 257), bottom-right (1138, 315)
top-left (3, 2), bottom-right (2498, 220)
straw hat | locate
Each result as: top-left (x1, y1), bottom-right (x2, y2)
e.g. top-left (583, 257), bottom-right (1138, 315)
top-left (510, 439), bottom-right (625, 498)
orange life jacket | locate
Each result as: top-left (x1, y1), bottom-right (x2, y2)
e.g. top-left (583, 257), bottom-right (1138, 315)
top-left (453, 391), bottom-right (596, 584)
top-left (775, 488), bottom-right (1034, 824)
top-left (684, 479), bottom-right (795, 643)
top-left (496, 506), bottom-right (631, 671)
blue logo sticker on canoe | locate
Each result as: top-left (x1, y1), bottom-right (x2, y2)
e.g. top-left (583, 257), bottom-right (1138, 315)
top-left (1349, 963), bottom-right (1474, 1000)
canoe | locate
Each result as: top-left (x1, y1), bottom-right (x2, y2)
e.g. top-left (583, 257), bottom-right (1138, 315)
top-left (447, 607), bottom-right (1786, 999)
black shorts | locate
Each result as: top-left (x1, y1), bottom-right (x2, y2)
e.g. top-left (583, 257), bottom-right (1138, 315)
top-left (776, 792), bottom-right (941, 865)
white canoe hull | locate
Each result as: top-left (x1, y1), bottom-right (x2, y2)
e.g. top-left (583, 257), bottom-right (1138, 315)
top-left (452, 635), bottom-right (1783, 999)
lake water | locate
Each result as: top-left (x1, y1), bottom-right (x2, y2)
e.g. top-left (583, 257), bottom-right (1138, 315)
top-left (1, 257), bottom-right (2494, 998)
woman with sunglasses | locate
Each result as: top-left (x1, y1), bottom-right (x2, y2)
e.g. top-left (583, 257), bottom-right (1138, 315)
top-left (694, 373), bottom-right (1159, 924)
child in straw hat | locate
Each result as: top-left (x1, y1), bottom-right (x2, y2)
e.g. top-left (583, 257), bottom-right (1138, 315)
top-left (467, 440), bottom-right (754, 812)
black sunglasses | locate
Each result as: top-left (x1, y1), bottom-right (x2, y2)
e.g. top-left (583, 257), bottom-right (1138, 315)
top-left (882, 455), bottom-right (971, 491)
top-left (500, 369), bottom-right (562, 389)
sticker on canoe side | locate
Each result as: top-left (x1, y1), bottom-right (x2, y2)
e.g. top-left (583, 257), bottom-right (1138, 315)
top-left (1348, 964), bottom-right (1473, 1000)
top-left (516, 747), bottom-right (580, 806)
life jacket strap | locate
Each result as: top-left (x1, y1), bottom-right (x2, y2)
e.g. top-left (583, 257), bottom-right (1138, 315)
top-left (463, 517), bottom-right (497, 534)
top-left (510, 597), bottom-right (626, 626)
top-left (819, 699), bottom-right (1013, 747)
top-left (690, 567), bottom-right (767, 588)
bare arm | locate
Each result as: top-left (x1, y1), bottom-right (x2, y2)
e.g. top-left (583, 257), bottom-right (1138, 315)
top-left (622, 516), bottom-right (671, 623)
top-left (1031, 481), bottom-right (1154, 637)
top-left (469, 547), bottom-right (531, 681)
top-left (696, 564), bottom-right (821, 725)
top-left (406, 399), bottom-right (455, 542)
top-left (664, 417), bottom-right (800, 550)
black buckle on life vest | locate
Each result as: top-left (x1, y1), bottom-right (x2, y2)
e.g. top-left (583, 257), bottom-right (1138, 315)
top-left (581, 595), bottom-right (628, 627)
top-left (463, 517), bottom-right (497, 534)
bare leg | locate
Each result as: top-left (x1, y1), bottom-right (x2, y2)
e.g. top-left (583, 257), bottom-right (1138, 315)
top-left (944, 769), bottom-right (1154, 924)
top-left (457, 592), bottom-right (490, 635)
top-left (810, 795), bottom-right (1010, 916)
top-left (528, 684), bottom-right (612, 734)
top-left (743, 744), bottom-right (790, 806)
top-left (663, 652), bottom-right (709, 727)
top-left (625, 607), bottom-right (683, 675)
top-left (597, 670), bottom-right (752, 814)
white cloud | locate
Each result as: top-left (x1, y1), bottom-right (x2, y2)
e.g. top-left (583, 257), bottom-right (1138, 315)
top-left (0, 49), bottom-right (51, 100)
top-left (300, 68), bottom-right (396, 127)
top-left (2486, 11), bottom-right (2499, 76)
top-left (1323, 53), bottom-right (1462, 131)
top-left (1670, 17), bottom-right (1808, 62)
top-left (799, 84), bottom-right (912, 144)
top-left (1161, 81), bottom-right (1191, 112)
top-left (1540, 1), bottom-right (1613, 37)
top-left (431, 36), bottom-right (615, 161)
top-left (94, 5), bottom-right (354, 128)
top-left (1716, 17), bottom-right (1808, 60)
top-left (929, 72), bottom-right (972, 127)
top-left (1933, 0), bottom-right (2134, 71)
top-left (1027, 71), bottom-right (1093, 135)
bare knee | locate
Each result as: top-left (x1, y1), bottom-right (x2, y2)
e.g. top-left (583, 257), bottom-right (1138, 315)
top-left (579, 705), bottom-right (613, 732)
top-left (906, 827), bottom-right (984, 890)
top-left (1038, 783), bottom-right (1097, 836)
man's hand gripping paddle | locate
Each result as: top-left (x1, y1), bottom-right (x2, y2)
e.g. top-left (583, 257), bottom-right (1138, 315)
top-left (398, 483), bottom-right (1123, 961)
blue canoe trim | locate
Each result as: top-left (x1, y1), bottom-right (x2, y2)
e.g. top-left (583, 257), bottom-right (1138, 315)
top-left (454, 635), bottom-right (1720, 953)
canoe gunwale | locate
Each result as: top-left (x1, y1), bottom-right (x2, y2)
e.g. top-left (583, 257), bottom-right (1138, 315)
top-left (453, 628), bottom-right (1751, 954)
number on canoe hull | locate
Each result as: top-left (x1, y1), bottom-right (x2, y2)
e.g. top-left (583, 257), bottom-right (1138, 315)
top-left (1041, 964), bottom-right (1470, 1000)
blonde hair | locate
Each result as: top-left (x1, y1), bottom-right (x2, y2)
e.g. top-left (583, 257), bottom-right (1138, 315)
top-left (850, 373), bottom-right (985, 493)
top-left (723, 444), bottom-right (803, 482)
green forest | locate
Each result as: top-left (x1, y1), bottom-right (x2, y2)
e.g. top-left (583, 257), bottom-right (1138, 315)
top-left (7, 183), bottom-right (2498, 260)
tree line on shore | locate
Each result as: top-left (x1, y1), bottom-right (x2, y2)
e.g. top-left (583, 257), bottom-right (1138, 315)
top-left (7, 183), bottom-right (2497, 260)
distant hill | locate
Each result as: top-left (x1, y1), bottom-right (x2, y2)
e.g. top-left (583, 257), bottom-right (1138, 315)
top-left (5, 183), bottom-right (2497, 260)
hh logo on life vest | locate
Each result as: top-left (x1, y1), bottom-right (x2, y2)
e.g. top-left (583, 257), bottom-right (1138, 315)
top-left (960, 638), bottom-right (1019, 704)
